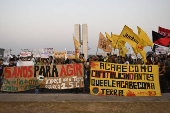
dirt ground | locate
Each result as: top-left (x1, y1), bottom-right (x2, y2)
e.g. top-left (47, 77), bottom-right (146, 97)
top-left (0, 102), bottom-right (170, 113)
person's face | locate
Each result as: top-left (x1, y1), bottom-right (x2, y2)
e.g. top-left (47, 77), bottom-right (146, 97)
top-left (10, 60), bottom-right (14, 64)
top-left (44, 59), bottom-right (47, 63)
top-left (122, 58), bottom-right (125, 62)
top-left (80, 55), bottom-right (83, 59)
top-left (118, 57), bottom-right (120, 60)
top-left (25, 57), bottom-right (28, 61)
top-left (155, 57), bottom-right (158, 61)
top-left (0, 60), bottom-right (3, 64)
top-left (168, 57), bottom-right (170, 61)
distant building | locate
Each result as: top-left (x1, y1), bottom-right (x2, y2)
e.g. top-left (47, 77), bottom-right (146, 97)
top-left (74, 24), bottom-right (88, 58)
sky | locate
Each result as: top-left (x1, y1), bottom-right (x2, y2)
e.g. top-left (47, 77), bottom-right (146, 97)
top-left (0, 0), bottom-right (170, 55)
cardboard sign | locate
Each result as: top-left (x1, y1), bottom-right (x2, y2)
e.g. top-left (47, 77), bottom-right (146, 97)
top-left (44, 48), bottom-right (54, 56)
top-left (90, 62), bottom-right (161, 96)
top-left (54, 51), bottom-right (65, 58)
top-left (1, 63), bottom-right (84, 92)
top-left (20, 49), bottom-right (32, 57)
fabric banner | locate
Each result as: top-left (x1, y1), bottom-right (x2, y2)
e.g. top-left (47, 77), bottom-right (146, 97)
top-left (1, 63), bottom-right (84, 92)
top-left (20, 49), bottom-right (32, 57)
top-left (158, 26), bottom-right (170, 38)
top-left (156, 47), bottom-right (166, 54)
top-left (90, 62), bottom-right (161, 96)
top-left (32, 49), bottom-right (44, 58)
top-left (66, 51), bottom-right (75, 59)
top-left (17, 61), bottom-right (34, 67)
top-left (54, 51), bottom-right (65, 58)
top-left (44, 48), bottom-right (54, 56)
top-left (41, 52), bottom-right (49, 58)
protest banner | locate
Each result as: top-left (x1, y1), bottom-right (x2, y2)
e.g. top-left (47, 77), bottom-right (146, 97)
top-left (156, 47), bottom-right (166, 54)
top-left (90, 62), bottom-right (161, 96)
top-left (17, 61), bottom-right (34, 67)
top-left (54, 51), bottom-right (65, 58)
top-left (1, 63), bottom-right (84, 92)
top-left (32, 49), bottom-right (44, 58)
top-left (44, 48), bottom-right (54, 56)
top-left (3, 49), bottom-right (11, 65)
top-left (41, 49), bottom-right (49, 58)
top-left (66, 51), bottom-right (75, 59)
top-left (20, 49), bottom-right (32, 57)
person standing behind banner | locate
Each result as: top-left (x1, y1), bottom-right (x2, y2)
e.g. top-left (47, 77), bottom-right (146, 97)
top-left (36, 58), bottom-right (43, 65)
top-left (8, 58), bottom-right (16, 67)
top-left (42, 58), bottom-right (51, 66)
top-left (164, 55), bottom-right (170, 90)
top-left (30, 54), bottom-right (36, 65)
top-left (0, 59), bottom-right (6, 93)
top-left (153, 57), bottom-right (159, 65)
top-left (122, 57), bottom-right (129, 65)
top-left (137, 59), bottom-right (142, 65)
top-left (117, 56), bottom-right (122, 64)
top-left (158, 60), bottom-right (165, 93)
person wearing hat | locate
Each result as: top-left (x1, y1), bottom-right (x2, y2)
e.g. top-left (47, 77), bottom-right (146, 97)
top-left (0, 58), bottom-right (5, 92)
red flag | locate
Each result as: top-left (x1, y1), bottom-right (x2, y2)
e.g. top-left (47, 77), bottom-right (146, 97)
top-left (158, 26), bottom-right (170, 38)
top-left (152, 31), bottom-right (170, 47)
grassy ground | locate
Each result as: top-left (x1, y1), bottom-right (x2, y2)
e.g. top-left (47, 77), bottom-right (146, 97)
top-left (0, 102), bottom-right (170, 113)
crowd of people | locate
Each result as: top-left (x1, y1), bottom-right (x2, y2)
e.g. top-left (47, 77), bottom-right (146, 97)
top-left (0, 52), bottom-right (170, 93)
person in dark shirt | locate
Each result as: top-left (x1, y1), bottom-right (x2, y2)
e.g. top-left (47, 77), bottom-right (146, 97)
top-left (8, 58), bottom-right (16, 67)
top-left (165, 55), bottom-right (170, 89)
top-left (0, 59), bottom-right (5, 92)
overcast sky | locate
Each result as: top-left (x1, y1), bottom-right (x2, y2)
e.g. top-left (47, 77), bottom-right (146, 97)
top-left (0, 0), bottom-right (170, 55)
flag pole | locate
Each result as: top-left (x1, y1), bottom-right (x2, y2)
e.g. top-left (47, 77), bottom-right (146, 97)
top-left (96, 47), bottom-right (98, 56)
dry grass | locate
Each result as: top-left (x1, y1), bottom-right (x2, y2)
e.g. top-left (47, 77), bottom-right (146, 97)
top-left (0, 102), bottom-right (170, 113)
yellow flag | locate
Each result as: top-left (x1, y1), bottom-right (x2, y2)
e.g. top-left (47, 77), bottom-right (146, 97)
top-left (73, 35), bottom-right (81, 59)
top-left (139, 50), bottom-right (147, 63)
top-left (119, 47), bottom-right (128, 57)
top-left (132, 46), bottom-right (138, 55)
top-left (105, 32), bottom-right (114, 48)
top-left (73, 35), bottom-right (81, 49)
top-left (119, 25), bottom-right (140, 51)
top-left (137, 26), bottom-right (153, 47)
top-left (111, 34), bottom-right (119, 49)
top-left (98, 32), bottom-right (112, 52)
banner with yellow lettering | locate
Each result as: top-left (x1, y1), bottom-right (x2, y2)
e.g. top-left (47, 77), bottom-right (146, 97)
top-left (90, 62), bottom-right (161, 96)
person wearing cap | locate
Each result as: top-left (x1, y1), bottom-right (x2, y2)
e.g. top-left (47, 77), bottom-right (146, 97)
top-left (0, 59), bottom-right (5, 92)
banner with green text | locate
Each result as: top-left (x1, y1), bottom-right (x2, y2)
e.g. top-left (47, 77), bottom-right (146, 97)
top-left (1, 63), bottom-right (84, 92)
top-left (90, 62), bottom-right (161, 96)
